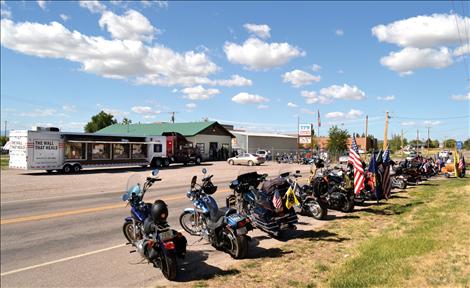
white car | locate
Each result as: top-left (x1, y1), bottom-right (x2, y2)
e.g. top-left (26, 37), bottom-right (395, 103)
top-left (406, 151), bottom-right (417, 161)
top-left (256, 149), bottom-right (268, 158)
top-left (227, 153), bottom-right (265, 166)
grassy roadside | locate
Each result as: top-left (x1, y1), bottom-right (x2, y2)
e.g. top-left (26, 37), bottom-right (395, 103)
top-left (184, 177), bottom-right (470, 288)
top-left (1, 154), bottom-right (9, 169)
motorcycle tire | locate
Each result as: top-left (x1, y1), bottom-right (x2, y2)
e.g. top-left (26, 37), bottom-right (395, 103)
top-left (399, 180), bottom-right (407, 190)
top-left (226, 230), bottom-right (248, 259)
top-left (160, 253), bottom-right (177, 281)
top-left (179, 211), bottom-right (202, 236)
top-left (122, 220), bottom-right (141, 244)
top-left (304, 199), bottom-right (327, 220)
top-left (341, 200), bottom-right (355, 213)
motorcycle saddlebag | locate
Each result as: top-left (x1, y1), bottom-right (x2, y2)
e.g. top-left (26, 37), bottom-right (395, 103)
top-left (261, 177), bottom-right (290, 196)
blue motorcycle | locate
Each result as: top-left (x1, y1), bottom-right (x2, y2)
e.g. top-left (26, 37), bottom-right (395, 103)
top-left (179, 168), bottom-right (251, 259)
top-left (122, 170), bottom-right (187, 281)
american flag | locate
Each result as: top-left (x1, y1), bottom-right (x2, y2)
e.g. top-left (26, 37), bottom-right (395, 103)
top-left (272, 190), bottom-right (282, 210)
top-left (458, 155), bottom-right (465, 173)
top-left (348, 135), bottom-right (365, 195)
top-left (382, 147), bottom-right (392, 199)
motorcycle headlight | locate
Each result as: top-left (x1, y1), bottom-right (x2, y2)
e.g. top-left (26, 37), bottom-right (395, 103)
top-left (186, 191), bottom-right (193, 200)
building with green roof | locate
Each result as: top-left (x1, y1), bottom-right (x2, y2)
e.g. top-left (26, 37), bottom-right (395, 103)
top-left (96, 121), bottom-right (234, 161)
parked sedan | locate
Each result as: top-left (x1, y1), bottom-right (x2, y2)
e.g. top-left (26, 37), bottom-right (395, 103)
top-left (227, 153), bottom-right (265, 166)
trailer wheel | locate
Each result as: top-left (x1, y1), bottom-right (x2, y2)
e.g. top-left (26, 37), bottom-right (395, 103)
top-left (72, 164), bottom-right (81, 173)
top-left (62, 164), bottom-right (72, 174)
top-left (163, 158), bottom-right (170, 167)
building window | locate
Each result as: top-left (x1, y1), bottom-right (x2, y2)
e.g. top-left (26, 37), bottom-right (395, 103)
top-left (113, 144), bottom-right (130, 159)
top-left (65, 143), bottom-right (86, 160)
top-left (154, 144), bottom-right (162, 153)
top-left (196, 143), bottom-right (205, 154)
top-left (132, 144), bottom-right (147, 159)
top-left (92, 143), bottom-right (111, 160)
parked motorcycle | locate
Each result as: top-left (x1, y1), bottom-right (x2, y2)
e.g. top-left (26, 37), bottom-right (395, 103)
top-left (179, 168), bottom-right (251, 259)
top-left (226, 171), bottom-right (298, 238)
top-left (303, 159), bottom-right (355, 219)
top-left (121, 170), bottom-right (187, 281)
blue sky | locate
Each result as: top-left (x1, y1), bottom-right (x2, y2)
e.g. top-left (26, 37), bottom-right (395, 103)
top-left (1, 0), bottom-right (469, 142)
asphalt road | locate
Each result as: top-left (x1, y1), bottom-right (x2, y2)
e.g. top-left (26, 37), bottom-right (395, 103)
top-left (1, 162), bottom-right (335, 287)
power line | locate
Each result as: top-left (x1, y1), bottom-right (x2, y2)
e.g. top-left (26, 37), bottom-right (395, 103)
top-left (391, 115), bottom-right (469, 120)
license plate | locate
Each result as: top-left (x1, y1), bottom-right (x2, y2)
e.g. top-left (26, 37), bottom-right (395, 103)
top-left (236, 227), bottom-right (247, 235)
top-left (159, 230), bottom-right (174, 241)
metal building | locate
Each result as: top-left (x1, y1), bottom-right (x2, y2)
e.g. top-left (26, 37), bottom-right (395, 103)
top-left (230, 131), bottom-right (297, 155)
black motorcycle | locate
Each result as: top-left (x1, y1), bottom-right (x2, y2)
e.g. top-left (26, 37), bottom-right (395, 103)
top-left (179, 168), bottom-right (251, 259)
top-left (122, 170), bottom-right (187, 281)
top-left (226, 171), bottom-right (298, 238)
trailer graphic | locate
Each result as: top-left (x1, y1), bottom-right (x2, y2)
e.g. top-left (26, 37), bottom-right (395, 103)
top-left (8, 127), bottom-right (202, 173)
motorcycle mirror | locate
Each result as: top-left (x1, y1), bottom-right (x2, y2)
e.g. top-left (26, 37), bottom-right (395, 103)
top-left (191, 175), bottom-right (197, 188)
top-left (202, 168), bottom-right (207, 174)
top-left (121, 193), bottom-right (129, 201)
top-left (295, 170), bottom-right (300, 174)
top-left (152, 169), bottom-right (159, 176)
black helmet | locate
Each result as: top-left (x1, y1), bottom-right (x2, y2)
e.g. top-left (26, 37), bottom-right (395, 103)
top-left (314, 158), bottom-right (324, 168)
top-left (151, 200), bottom-right (168, 223)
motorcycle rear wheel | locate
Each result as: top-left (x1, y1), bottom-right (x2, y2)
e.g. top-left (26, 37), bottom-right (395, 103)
top-left (341, 199), bottom-right (355, 213)
top-left (160, 253), bottom-right (177, 281)
top-left (304, 199), bottom-right (327, 220)
top-left (179, 211), bottom-right (202, 236)
top-left (226, 231), bottom-right (248, 259)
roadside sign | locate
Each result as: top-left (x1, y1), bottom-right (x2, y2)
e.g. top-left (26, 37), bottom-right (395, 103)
top-left (299, 124), bottom-right (312, 136)
top-left (456, 141), bottom-right (463, 150)
top-left (299, 136), bottom-right (312, 144)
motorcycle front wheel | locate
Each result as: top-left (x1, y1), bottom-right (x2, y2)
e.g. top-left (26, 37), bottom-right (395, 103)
top-left (225, 230), bottom-right (248, 259)
top-left (179, 211), bottom-right (202, 236)
top-left (160, 253), bottom-right (177, 281)
top-left (122, 220), bottom-right (141, 244)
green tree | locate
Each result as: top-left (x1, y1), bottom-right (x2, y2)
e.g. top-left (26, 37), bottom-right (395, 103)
top-left (84, 111), bottom-right (117, 133)
top-left (0, 136), bottom-right (8, 147)
top-left (464, 138), bottom-right (470, 150)
top-left (443, 139), bottom-right (456, 149)
top-left (327, 126), bottom-right (349, 156)
top-left (388, 134), bottom-right (402, 152)
top-left (122, 118), bottom-right (132, 125)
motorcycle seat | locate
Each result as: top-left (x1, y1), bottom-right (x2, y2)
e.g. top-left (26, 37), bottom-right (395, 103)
top-left (207, 208), bottom-right (231, 230)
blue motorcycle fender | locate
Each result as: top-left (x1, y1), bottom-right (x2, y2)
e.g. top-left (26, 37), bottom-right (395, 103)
top-left (125, 216), bottom-right (132, 222)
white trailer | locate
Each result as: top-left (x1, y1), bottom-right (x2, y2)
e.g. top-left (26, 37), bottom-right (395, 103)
top-left (8, 127), bottom-right (201, 173)
top-left (8, 127), bottom-right (164, 173)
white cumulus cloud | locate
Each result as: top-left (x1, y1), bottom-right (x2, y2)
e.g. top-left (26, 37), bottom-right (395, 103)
top-left (214, 74), bottom-right (252, 87)
top-left (181, 85), bottom-right (220, 100)
top-left (451, 92), bottom-right (470, 101)
top-left (311, 64), bottom-right (322, 71)
top-left (454, 44), bottom-right (470, 57)
top-left (325, 109), bottom-right (363, 119)
top-left (1, 18), bottom-right (220, 87)
top-left (243, 23), bottom-right (271, 39)
top-left (185, 103), bottom-right (196, 111)
top-left (336, 29), bottom-right (344, 36)
top-left (131, 106), bottom-right (160, 115)
top-left (99, 10), bottom-right (158, 42)
top-left (79, 0), bottom-right (106, 14)
top-left (301, 84), bottom-right (366, 104)
top-left (257, 104), bottom-right (269, 109)
top-left (37, 0), bottom-right (46, 10)
top-left (380, 47), bottom-right (453, 75)
top-left (423, 120), bottom-right (441, 126)
top-left (60, 14), bottom-right (70, 22)
top-left (232, 92), bottom-right (269, 104)
top-left (372, 13), bottom-right (470, 48)
top-left (62, 104), bottom-right (77, 112)
top-left (282, 69), bottom-right (320, 87)
top-left (287, 102), bottom-right (298, 108)
top-left (377, 95), bottom-right (395, 101)
top-left (401, 121), bottom-right (416, 126)
top-left (224, 37), bottom-right (305, 70)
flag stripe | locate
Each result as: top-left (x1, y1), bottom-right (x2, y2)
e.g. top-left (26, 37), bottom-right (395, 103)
top-left (349, 135), bottom-right (365, 195)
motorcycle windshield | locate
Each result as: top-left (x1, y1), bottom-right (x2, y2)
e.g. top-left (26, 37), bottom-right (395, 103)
top-left (125, 173), bottom-right (145, 199)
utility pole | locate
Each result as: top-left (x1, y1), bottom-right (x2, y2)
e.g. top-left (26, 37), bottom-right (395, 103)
top-left (401, 129), bottom-right (404, 157)
top-left (416, 129), bottom-right (419, 153)
top-left (3, 120), bottom-right (7, 138)
top-left (383, 112), bottom-right (389, 150)
top-left (426, 125), bottom-right (431, 155)
top-left (296, 115), bottom-right (299, 160)
top-left (365, 115), bottom-right (368, 148)
top-left (168, 112), bottom-right (178, 123)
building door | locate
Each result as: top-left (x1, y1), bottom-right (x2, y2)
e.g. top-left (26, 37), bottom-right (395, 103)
top-left (166, 137), bottom-right (174, 157)
top-left (209, 142), bottom-right (218, 160)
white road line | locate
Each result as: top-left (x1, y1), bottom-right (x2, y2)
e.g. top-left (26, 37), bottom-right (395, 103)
top-left (0, 244), bottom-right (126, 277)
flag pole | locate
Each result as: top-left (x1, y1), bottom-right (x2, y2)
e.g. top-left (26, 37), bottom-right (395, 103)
top-left (297, 115), bottom-right (299, 160)
top-left (383, 111), bottom-right (389, 150)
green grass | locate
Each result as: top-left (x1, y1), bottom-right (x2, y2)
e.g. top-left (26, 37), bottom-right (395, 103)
top-left (1, 154), bottom-right (9, 169)
top-left (328, 178), bottom-right (470, 288)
